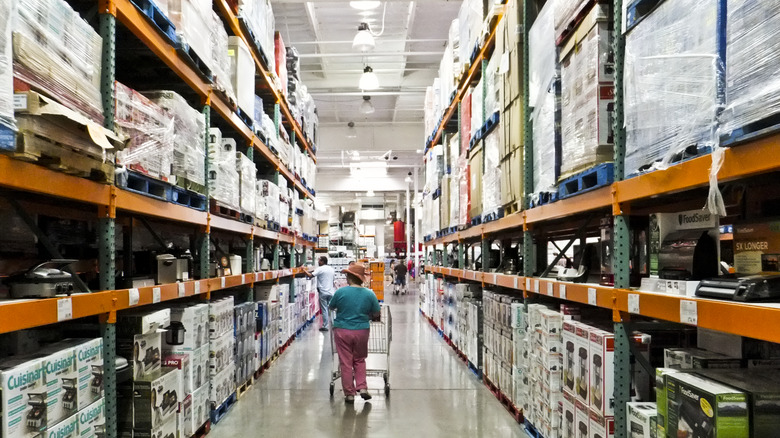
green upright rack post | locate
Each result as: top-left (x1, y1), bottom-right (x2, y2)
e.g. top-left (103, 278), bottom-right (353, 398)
top-left (273, 243), bottom-right (280, 270)
top-left (458, 242), bottom-right (465, 269)
top-left (522, 0), bottom-right (535, 305)
top-left (199, 105), bottom-right (211, 280)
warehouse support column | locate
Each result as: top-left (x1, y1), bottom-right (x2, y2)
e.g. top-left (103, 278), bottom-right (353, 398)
top-left (458, 242), bottom-right (465, 269)
top-left (198, 105), bottom-right (212, 281)
top-left (406, 177), bottom-right (411, 260)
top-left (522, 0), bottom-right (535, 306)
top-left (611, 0), bottom-right (630, 435)
top-left (414, 167), bottom-right (420, 279)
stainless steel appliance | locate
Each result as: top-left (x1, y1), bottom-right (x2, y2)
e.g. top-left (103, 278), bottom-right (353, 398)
top-left (156, 254), bottom-right (178, 285)
top-left (7, 260), bottom-right (77, 298)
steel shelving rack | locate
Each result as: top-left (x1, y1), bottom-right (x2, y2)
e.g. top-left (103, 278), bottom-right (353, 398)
top-left (0, 1), bottom-right (321, 437)
top-left (421, 0), bottom-right (780, 436)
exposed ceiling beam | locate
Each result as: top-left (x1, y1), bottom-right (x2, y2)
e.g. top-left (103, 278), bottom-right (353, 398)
top-left (311, 91), bottom-right (426, 96)
top-left (292, 38), bottom-right (446, 45)
top-left (297, 51), bottom-right (443, 58)
top-left (301, 68), bottom-right (431, 73)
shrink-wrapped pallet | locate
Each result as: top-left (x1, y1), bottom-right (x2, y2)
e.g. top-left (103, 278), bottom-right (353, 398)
top-left (13, 0), bottom-right (103, 122)
top-left (0, 0), bottom-right (12, 131)
top-left (208, 135), bottom-right (240, 210)
top-left (482, 129), bottom-right (502, 217)
top-left (145, 91), bottom-right (206, 187)
top-left (168, 0), bottom-right (212, 70)
top-left (257, 180), bottom-right (280, 225)
top-left (115, 82), bottom-right (175, 182)
top-left (236, 153), bottom-right (256, 215)
top-left (228, 36), bottom-right (255, 122)
top-left (237, 0), bottom-right (275, 72)
top-left (625, 0), bottom-right (721, 175)
top-left (210, 11), bottom-right (236, 105)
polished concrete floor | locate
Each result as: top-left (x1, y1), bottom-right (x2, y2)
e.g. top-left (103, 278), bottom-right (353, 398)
top-left (210, 287), bottom-right (529, 438)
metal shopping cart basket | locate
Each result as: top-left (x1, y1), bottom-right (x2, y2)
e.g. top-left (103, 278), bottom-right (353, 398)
top-left (329, 304), bottom-right (392, 397)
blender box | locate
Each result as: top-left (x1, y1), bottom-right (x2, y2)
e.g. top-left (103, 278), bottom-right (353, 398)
top-left (165, 304), bottom-right (209, 351)
top-left (655, 368), bottom-right (682, 438)
top-left (118, 331), bottom-right (162, 380)
top-left (589, 408), bottom-right (615, 438)
top-left (589, 329), bottom-right (613, 416)
top-left (46, 413), bottom-right (78, 438)
top-left (627, 402), bottom-right (657, 438)
top-left (162, 353), bottom-right (191, 394)
top-left (76, 398), bottom-right (105, 438)
top-left (665, 372), bottom-right (749, 438)
top-left (696, 370), bottom-right (780, 438)
top-left (0, 356), bottom-right (47, 438)
top-left (127, 367), bottom-right (182, 429)
top-left (39, 344), bottom-right (79, 426)
top-left (562, 390), bottom-right (577, 438)
top-left (118, 308), bottom-right (171, 336)
top-left (575, 322), bottom-right (592, 404)
top-left (576, 399), bottom-right (590, 438)
top-left (563, 320), bottom-right (579, 393)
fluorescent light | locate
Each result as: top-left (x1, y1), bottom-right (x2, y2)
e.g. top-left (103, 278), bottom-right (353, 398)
top-left (366, 190), bottom-right (375, 197)
top-left (359, 96), bottom-right (375, 114)
top-left (404, 176), bottom-right (412, 183)
top-left (352, 23), bottom-right (375, 52)
top-left (350, 1), bottom-right (381, 10)
top-left (359, 66), bottom-right (379, 90)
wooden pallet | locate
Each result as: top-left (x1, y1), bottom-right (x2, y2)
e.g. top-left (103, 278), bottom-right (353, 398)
top-left (210, 199), bottom-right (241, 221)
top-left (5, 129), bottom-right (114, 184)
top-left (236, 378), bottom-right (253, 399)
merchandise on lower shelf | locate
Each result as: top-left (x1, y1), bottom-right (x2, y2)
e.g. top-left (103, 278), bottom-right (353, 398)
top-left (77, 398), bottom-right (106, 438)
top-left (0, 355), bottom-right (47, 438)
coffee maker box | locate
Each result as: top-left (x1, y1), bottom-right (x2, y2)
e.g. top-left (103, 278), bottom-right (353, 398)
top-left (129, 367), bottom-right (182, 429)
top-left (0, 357), bottom-right (47, 438)
top-left (589, 329), bottom-right (614, 416)
top-left (562, 390), bottom-right (577, 438)
top-left (575, 399), bottom-right (590, 438)
top-left (39, 345), bottom-right (79, 425)
top-left (575, 323), bottom-right (592, 405)
top-left (118, 331), bottom-right (162, 380)
top-left (627, 402), bottom-right (657, 438)
top-left (665, 372), bottom-right (749, 438)
top-left (589, 408), bottom-right (614, 438)
top-left (46, 413), bottom-right (78, 438)
top-left (563, 320), bottom-right (579, 394)
top-left (77, 398), bottom-right (105, 438)
top-left (166, 304), bottom-right (209, 351)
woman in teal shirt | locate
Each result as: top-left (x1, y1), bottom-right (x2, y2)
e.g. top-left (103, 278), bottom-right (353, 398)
top-left (329, 264), bottom-right (381, 403)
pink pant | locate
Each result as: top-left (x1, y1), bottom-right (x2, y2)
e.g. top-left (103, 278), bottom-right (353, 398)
top-left (333, 328), bottom-right (370, 396)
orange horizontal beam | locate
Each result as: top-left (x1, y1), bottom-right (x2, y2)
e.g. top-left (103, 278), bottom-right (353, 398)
top-left (210, 214), bottom-right (253, 235)
top-left (0, 155), bottom-right (111, 205)
top-left (115, 190), bottom-right (207, 225)
top-left (525, 186), bottom-right (612, 225)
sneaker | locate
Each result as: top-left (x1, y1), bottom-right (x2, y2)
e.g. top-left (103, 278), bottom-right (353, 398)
top-left (359, 390), bottom-right (372, 400)
top-left (345, 395), bottom-right (355, 404)
top-left (319, 327), bottom-right (329, 332)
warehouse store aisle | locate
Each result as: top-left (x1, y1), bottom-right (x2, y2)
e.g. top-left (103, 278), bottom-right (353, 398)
top-left (209, 288), bottom-right (529, 437)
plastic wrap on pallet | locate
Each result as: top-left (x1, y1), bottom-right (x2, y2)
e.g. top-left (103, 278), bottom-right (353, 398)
top-left (482, 128), bottom-right (502, 216)
top-left (529, 0), bottom-right (557, 195)
top-left (168, 0), bottom-right (212, 69)
top-left (115, 82), bottom-right (175, 182)
top-left (257, 180), bottom-right (280, 225)
top-left (560, 9), bottom-right (614, 179)
top-left (237, 0), bottom-right (274, 71)
top-left (457, 154), bottom-right (469, 226)
top-left (625, 0), bottom-right (721, 176)
top-left (721, 0), bottom-right (780, 136)
top-left (424, 144), bottom-right (444, 194)
top-left (145, 91), bottom-right (206, 187)
top-left (450, 19), bottom-right (461, 70)
top-left (0, 0), bottom-right (12, 131)
top-left (458, 0), bottom-right (484, 66)
top-left (274, 32), bottom-right (288, 98)
top-left (424, 85), bottom-right (436, 138)
top-left (449, 169), bottom-right (460, 229)
top-left (484, 53), bottom-right (501, 118)
top-left (470, 81), bottom-right (484, 138)
top-left (439, 45), bottom-right (455, 111)
top-left (13, 0), bottom-right (103, 123)
top-left (554, 0), bottom-right (590, 39)
top-left (208, 135), bottom-right (240, 210)
top-left (228, 36), bottom-right (255, 120)
top-left (236, 153), bottom-right (256, 215)
top-left (210, 11), bottom-right (236, 105)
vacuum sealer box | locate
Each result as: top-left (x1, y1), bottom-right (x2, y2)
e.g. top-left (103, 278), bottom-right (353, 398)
top-left (627, 402), bottom-right (657, 438)
top-left (733, 220), bottom-right (780, 275)
top-left (0, 356), bottom-right (47, 438)
top-left (655, 368), bottom-right (681, 438)
top-left (663, 348), bottom-right (743, 370)
top-left (77, 398), bottom-right (105, 438)
top-left (665, 372), bottom-right (749, 438)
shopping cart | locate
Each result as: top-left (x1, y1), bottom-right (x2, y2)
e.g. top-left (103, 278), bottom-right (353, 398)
top-left (329, 304), bottom-right (392, 397)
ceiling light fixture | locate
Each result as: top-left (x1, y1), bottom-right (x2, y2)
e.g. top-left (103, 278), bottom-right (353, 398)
top-left (366, 190), bottom-right (375, 197)
top-left (349, 1), bottom-right (380, 10)
top-left (359, 66), bottom-right (379, 90)
top-left (360, 96), bottom-right (375, 114)
top-left (352, 23), bottom-right (375, 52)
top-left (346, 121), bottom-right (357, 138)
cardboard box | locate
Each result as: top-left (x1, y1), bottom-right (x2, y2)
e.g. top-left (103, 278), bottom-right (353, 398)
top-left (165, 303), bottom-right (209, 351)
top-left (46, 413), bottom-right (78, 438)
top-left (562, 390), bottom-right (577, 437)
top-left (589, 408), bottom-right (614, 438)
top-left (126, 411), bottom-right (180, 438)
top-left (209, 333), bottom-right (235, 377)
top-left (576, 399), bottom-right (590, 438)
top-left (589, 329), bottom-right (614, 416)
top-left (209, 363), bottom-right (235, 406)
top-left (40, 345), bottom-right (78, 425)
top-left (162, 353), bottom-right (191, 395)
top-left (163, 345), bottom-right (207, 392)
top-left (733, 220), bottom-right (780, 275)
top-left (191, 384), bottom-right (210, 433)
top-left (228, 36), bottom-right (255, 118)
top-left (627, 402), bottom-right (657, 438)
top-left (129, 367), bottom-right (182, 429)
top-left (468, 143), bottom-right (483, 222)
top-left (71, 339), bottom-right (104, 410)
top-left (0, 357), bottom-right (47, 438)
top-left (181, 393), bottom-right (193, 437)
top-left (563, 320), bottom-right (579, 394)
top-left (575, 323), bottom-right (591, 404)
top-left (666, 373), bottom-right (749, 438)
top-left (118, 331), bottom-right (162, 380)
top-left (77, 398), bottom-right (105, 438)
top-left (655, 368), bottom-right (682, 438)
top-left (118, 309), bottom-right (171, 337)
top-left (663, 348), bottom-right (743, 370)
top-left (500, 145), bottom-right (523, 208)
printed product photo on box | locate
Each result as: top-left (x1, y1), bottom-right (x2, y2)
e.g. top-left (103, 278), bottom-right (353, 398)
top-left (655, 368), bottom-right (681, 438)
top-left (563, 320), bottom-right (578, 393)
top-left (0, 356), bottom-right (46, 438)
top-left (118, 309), bottom-right (171, 337)
top-left (575, 323), bottom-right (591, 404)
top-left (576, 399), bottom-right (590, 438)
top-left (165, 304), bottom-right (209, 351)
top-left (192, 383), bottom-right (209, 431)
top-left (209, 333), bottom-right (235, 376)
top-left (72, 339), bottom-right (104, 409)
top-left (181, 394), bottom-right (193, 437)
top-left (46, 413), bottom-right (78, 438)
top-left (118, 331), bottom-right (162, 380)
top-left (40, 344), bottom-right (78, 425)
top-left (130, 367), bottom-right (182, 429)
top-left (589, 408), bottom-right (614, 438)
top-left (627, 402), bottom-right (656, 438)
top-left (209, 363), bottom-right (235, 407)
top-left (77, 398), bottom-right (105, 438)
top-left (665, 372), bottom-right (749, 438)
top-left (162, 353), bottom-right (191, 394)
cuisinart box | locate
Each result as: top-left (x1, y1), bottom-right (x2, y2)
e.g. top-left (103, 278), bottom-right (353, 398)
top-left (71, 339), bottom-right (103, 409)
top-left (77, 398), bottom-right (105, 438)
top-left (733, 220), bottom-right (780, 274)
top-left (666, 373), bottom-right (749, 438)
top-left (627, 402), bottom-right (657, 438)
top-left (0, 356), bottom-right (46, 438)
top-left (46, 413), bottom-right (78, 438)
top-left (130, 367), bottom-right (182, 429)
top-left (39, 344), bottom-right (79, 425)
top-left (118, 308), bottom-right (171, 336)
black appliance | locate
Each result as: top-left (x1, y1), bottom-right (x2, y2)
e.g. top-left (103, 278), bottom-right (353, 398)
top-left (165, 321), bottom-right (186, 345)
top-left (26, 393), bottom-right (47, 430)
top-left (658, 230), bottom-right (718, 280)
top-left (695, 274), bottom-right (780, 302)
top-left (558, 243), bottom-right (600, 283)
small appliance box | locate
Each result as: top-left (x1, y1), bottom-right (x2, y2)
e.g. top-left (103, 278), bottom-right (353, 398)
top-left (655, 368), bottom-right (682, 438)
top-left (208, 333), bottom-right (235, 377)
top-left (575, 323), bottom-right (591, 405)
top-left (563, 320), bottom-right (579, 394)
top-left (164, 345), bottom-right (208, 392)
top-left (162, 353), bottom-right (191, 394)
top-left (40, 345), bottom-right (79, 425)
top-left (192, 383), bottom-right (210, 431)
top-left (209, 363), bottom-right (236, 406)
top-left (665, 373), bottom-right (749, 438)
top-left (663, 348), bottom-right (743, 369)
top-left (126, 411), bottom-right (180, 438)
top-left (589, 329), bottom-right (613, 416)
top-left (72, 338), bottom-right (104, 409)
top-left (130, 367), bottom-right (182, 429)
top-left (47, 413), bottom-right (79, 438)
top-left (589, 408), bottom-right (614, 438)
top-left (575, 399), bottom-right (590, 438)
top-left (166, 303), bottom-right (209, 351)
top-left (562, 390), bottom-right (577, 438)
top-left (627, 402), bottom-right (657, 438)
top-left (77, 398), bottom-right (105, 438)
top-left (118, 309), bottom-right (171, 337)
top-left (181, 394), bottom-right (193, 437)
top-left (118, 331), bottom-right (162, 380)
top-left (733, 220), bottom-right (780, 274)
top-left (0, 357), bottom-right (46, 438)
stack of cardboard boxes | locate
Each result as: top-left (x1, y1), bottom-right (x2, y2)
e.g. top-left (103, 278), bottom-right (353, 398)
top-left (209, 297), bottom-right (236, 410)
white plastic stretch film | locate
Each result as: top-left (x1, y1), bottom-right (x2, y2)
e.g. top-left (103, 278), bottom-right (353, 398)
top-left (484, 52), bottom-right (501, 118)
top-left (209, 136), bottom-right (240, 210)
top-left (115, 82), bottom-right (175, 182)
top-left (168, 0), bottom-right (212, 69)
top-left (257, 180), bottom-right (280, 225)
top-left (458, 154), bottom-right (469, 226)
top-left (237, 153), bottom-right (257, 215)
top-left (237, 0), bottom-right (275, 72)
top-left (529, 0), bottom-right (557, 195)
top-left (14, 0), bottom-right (103, 122)
top-left (211, 11), bottom-right (236, 105)
top-left (554, 0), bottom-right (589, 38)
top-left (0, 0), bottom-right (14, 130)
top-left (624, 0), bottom-right (721, 176)
top-left (482, 129), bottom-right (502, 216)
top-left (146, 91), bottom-right (206, 187)
top-left (470, 81), bottom-right (484, 138)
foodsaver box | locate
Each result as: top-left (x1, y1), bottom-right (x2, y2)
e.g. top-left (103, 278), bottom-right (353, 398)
top-left (665, 372), bottom-right (749, 438)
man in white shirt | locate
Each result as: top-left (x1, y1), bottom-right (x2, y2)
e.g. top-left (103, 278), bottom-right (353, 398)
top-left (306, 256), bottom-right (336, 331)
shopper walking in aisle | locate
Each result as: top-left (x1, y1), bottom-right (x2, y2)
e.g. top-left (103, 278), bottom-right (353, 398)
top-left (306, 256), bottom-right (336, 332)
top-left (329, 264), bottom-right (381, 404)
top-left (394, 259), bottom-right (408, 294)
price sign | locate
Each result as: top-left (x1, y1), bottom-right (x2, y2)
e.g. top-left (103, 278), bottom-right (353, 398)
top-left (152, 287), bottom-right (161, 304)
top-left (513, 277), bottom-right (519, 289)
top-left (57, 298), bottom-right (73, 322)
top-left (242, 274), bottom-right (246, 284)
top-left (588, 288), bottom-right (598, 306)
top-left (492, 274), bottom-right (498, 284)
top-left (178, 283), bottom-right (186, 298)
top-left (628, 294), bottom-right (640, 314)
top-left (221, 277), bottom-right (226, 289)
top-left (255, 272), bottom-right (261, 282)
top-left (129, 289), bottom-right (140, 306)
top-left (534, 280), bottom-right (540, 293)
top-left (680, 300), bottom-right (698, 325)
top-left (560, 284), bottom-right (567, 300)
top-left (194, 282), bottom-right (201, 295)
top-left (547, 283), bottom-right (554, 296)
top-left (526, 278), bottom-right (532, 290)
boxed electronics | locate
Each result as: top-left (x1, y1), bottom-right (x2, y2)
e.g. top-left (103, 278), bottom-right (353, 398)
top-left (647, 210), bottom-right (720, 281)
top-left (663, 348), bottom-right (743, 369)
top-left (124, 367), bottom-right (182, 429)
top-left (576, 399), bottom-right (590, 438)
top-left (562, 390), bottom-right (577, 437)
top-left (118, 330), bottom-right (162, 380)
top-left (77, 398), bottom-right (105, 438)
top-left (559, 3), bottom-right (614, 179)
top-left (209, 333), bottom-right (235, 376)
top-left (655, 368), bottom-right (682, 438)
top-left (209, 297), bottom-right (235, 339)
top-left (209, 363), bottom-right (236, 407)
top-left (164, 345), bottom-right (208, 392)
top-left (563, 320), bottom-right (579, 393)
top-left (0, 356), bottom-right (46, 438)
top-left (575, 322), bottom-right (591, 404)
top-left (70, 339), bottom-right (104, 409)
top-left (46, 413), bottom-right (78, 438)
top-left (165, 304), bottom-right (209, 351)
top-left (627, 402), bottom-right (657, 438)
top-left (190, 384), bottom-right (210, 433)
top-left (38, 343), bottom-right (79, 425)
top-left (162, 353), bottom-right (191, 394)
top-left (181, 393), bottom-right (193, 437)
top-left (733, 220), bottom-right (780, 275)
top-left (665, 372), bottom-right (749, 437)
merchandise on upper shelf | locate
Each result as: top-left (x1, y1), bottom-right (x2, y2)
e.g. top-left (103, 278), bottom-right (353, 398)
top-left (228, 35), bottom-right (256, 122)
top-left (208, 127), bottom-right (241, 211)
top-left (237, 0), bottom-right (275, 72)
top-left (0, 1), bottom-right (12, 131)
top-left (237, 152), bottom-right (257, 216)
top-left (211, 10), bottom-right (236, 105)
